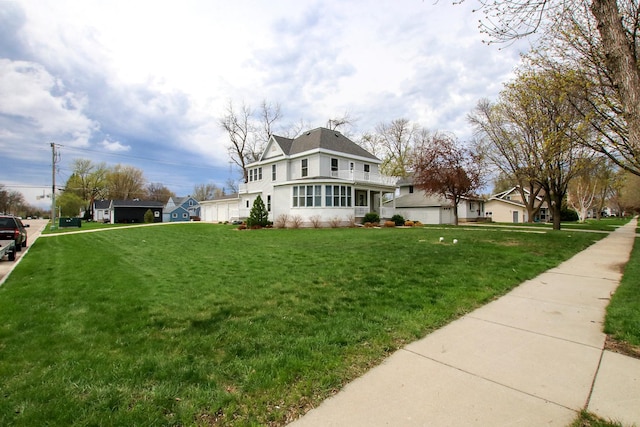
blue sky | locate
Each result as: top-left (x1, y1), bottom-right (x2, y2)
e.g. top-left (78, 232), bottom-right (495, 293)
top-left (0, 1), bottom-right (529, 208)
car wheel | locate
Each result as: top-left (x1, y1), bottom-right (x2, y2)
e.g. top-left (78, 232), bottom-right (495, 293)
top-left (22, 239), bottom-right (27, 248)
top-left (8, 250), bottom-right (15, 261)
top-left (16, 242), bottom-right (22, 252)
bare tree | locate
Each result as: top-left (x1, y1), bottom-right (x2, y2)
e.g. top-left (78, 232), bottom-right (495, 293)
top-left (375, 118), bottom-right (419, 178)
top-left (219, 101), bottom-right (253, 183)
top-left (413, 132), bottom-right (484, 225)
top-left (146, 183), bottom-right (175, 203)
top-left (193, 183), bottom-right (222, 201)
top-left (326, 112), bottom-right (355, 133)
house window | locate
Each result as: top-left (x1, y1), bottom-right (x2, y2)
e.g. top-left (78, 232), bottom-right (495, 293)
top-left (104, 210), bottom-right (108, 215)
top-left (364, 164), bottom-right (370, 173)
top-left (183, 213), bottom-right (188, 218)
top-left (172, 213), bottom-right (178, 218)
top-left (349, 162), bottom-right (354, 171)
top-left (154, 211), bottom-right (159, 217)
top-left (189, 200), bottom-right (193, 206)
top-left (272, 164), bottom-right (276, 181)
top-left (409, 185), bottom-right (414, 194)
top-left (325, 185), bottom-right (352, 207)
top-left (293, 185), bottom-right (322, 207)
top-left (301, 159), bottom-right (308, 177)
top-left (248, 167), bottom-right (263, 182)
top-left (267, 195), bottom-right (271, 212)
top-left (331, 158), bottom-right (338, 173)
top-left (246, 200), bottom-right (249, 208)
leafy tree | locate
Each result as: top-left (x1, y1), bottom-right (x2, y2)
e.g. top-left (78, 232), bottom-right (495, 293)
top-left (246, 195), bottom-right (269, 228)
top-left (57, 191), bottom-right (85, 217)
top-left (469, 0), bottom-right (640, 177)
top-left (67, 159), bottom-right (108, 218)
top-left (619, 172), bottom-right (640, 213)
top-left (469, 98), bottom-right (546, 222)
top-left (106, 164), bottom-right (146, 200)
top-left (472, 66), bottom-right (595, 229)
top-left (413, 132), bottom-right (484, 226)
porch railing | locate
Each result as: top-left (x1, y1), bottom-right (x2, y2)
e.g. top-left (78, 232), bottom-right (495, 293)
top-left (330, 170), bottom-right (397, 186)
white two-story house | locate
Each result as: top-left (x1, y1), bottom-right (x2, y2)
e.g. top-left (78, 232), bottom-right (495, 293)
top-left (201, 127), bottom-right (397, 225)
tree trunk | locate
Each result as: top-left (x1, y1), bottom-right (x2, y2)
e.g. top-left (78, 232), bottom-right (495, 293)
top-left (551, 194), bottom-right (563, 230)
top-left (591, 0), bottom-right (640, 176)
top-left (452, 203), bottom-right (459, 226)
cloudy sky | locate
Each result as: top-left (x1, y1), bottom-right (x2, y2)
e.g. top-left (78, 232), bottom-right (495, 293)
top-left (0, 0), bottom-right (530, 208)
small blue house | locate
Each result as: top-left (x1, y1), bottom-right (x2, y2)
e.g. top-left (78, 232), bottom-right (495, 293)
top-left (163, 196), bottom-right (201, 222)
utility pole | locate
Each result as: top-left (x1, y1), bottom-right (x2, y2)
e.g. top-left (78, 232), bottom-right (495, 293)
top-left (51, 143), bottom-right (59, 230)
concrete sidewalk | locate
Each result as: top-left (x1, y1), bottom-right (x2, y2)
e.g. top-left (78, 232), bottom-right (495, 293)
top-left (290, 219), bottom-right (639, 426)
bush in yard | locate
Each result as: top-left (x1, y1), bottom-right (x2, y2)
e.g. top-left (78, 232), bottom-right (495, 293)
top-left (404, 220), bottom-right (415, 227)
top-left (246, 195), bottom-right (269, 228)
top-left (391, 214), bottom-right (405, 226)
top-left (144, 209), bottom-right (154, 223)
top-left (384, 220), bottom-right (396, 227)
top-left (362, 212), bottom-right (379, 225)
top-left (561, 207), bottom-right (579, 222)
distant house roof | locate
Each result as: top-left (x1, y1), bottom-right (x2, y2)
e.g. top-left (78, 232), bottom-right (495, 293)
top-left (273, 127), bottom-right (379, 161)
top-left (94, 200), bottom-right (110, 210)
top-left (111, 200), bottom-right (164, 208)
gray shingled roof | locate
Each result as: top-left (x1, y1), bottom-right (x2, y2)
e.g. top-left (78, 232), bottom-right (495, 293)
top-left (274, 127), bottom-right (379, 160)
top-left (111, 200), bottom-right (164, 208)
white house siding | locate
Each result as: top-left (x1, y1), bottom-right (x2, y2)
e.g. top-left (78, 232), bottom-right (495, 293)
top-left (484, 200), bottom-right (527, 223)
top-left (395, 207), bottom-right (442, 224)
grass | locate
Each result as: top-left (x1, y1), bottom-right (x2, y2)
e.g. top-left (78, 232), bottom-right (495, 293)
top-left (482, 217), bottom-right (630, 232)
top-left (0, 224), bottom-right (607, 426)
top-left (43, 220), bottom-right (142, 234)
top-left (604, 226), bottom-right (640, 346)
top-left (569, 410), bottom-right (625, 427)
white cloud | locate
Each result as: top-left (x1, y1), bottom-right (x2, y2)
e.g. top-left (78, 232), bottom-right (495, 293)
top-left (99, 138), bottom-right (130, 152)
top-left (0, 59), bottom-right (98, 147)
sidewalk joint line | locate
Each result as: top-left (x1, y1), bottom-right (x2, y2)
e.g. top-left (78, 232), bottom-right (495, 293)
top-left (544, 270), bottom-right (619, 281)
top-left (465, 315), bottom-right (603, 350)
top-left (400, 348), bottom-right (577, 412)
top-left (503, 293), bottom-right (606, 310)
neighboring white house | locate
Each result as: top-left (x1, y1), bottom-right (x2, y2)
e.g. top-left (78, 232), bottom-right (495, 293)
top-left (200, 127), bottom-right (398, 225)
top-left (484, 186), bottom-right (548, 223)
top-left (389, 178), bottom-right (485, 224)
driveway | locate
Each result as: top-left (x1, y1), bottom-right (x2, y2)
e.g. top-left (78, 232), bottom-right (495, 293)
top-left (0, 219), bottom-right (49, 285)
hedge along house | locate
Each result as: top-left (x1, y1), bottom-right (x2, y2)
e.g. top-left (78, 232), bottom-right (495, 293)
top-left (201, 127), bottom-right (397, 225)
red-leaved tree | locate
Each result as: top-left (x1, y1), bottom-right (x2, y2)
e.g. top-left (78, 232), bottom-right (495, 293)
top-left (413, 132), bottom-right (484, 225)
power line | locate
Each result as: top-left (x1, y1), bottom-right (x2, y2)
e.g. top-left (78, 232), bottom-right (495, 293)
top-left (59, 145), bottom-right (218, 170)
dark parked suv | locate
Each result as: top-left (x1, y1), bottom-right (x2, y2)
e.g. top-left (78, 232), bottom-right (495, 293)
top-left (0, 215), bottom-right (29, 252)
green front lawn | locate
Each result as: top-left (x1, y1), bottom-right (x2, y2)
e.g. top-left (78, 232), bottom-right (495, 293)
top-left (0, 224), bottom-right (606, 426)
